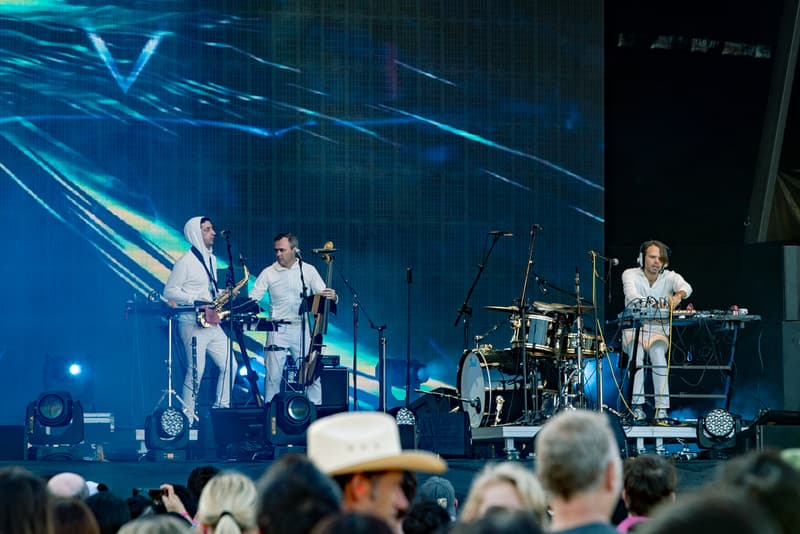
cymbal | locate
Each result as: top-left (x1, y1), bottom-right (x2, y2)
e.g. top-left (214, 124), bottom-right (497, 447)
top-left (485, 305), bottom-right (527, 314)
top-left (534, 301), bottom-right (595, 313)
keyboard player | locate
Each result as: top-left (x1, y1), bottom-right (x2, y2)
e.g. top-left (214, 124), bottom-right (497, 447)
top-left (621, 240), bottom-right (692, 422)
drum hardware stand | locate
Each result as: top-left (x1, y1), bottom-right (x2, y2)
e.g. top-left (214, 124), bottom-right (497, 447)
top-left (454, 232), bottom-right (506, 351)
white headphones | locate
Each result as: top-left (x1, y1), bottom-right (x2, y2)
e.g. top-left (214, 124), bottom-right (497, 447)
top-left (637, 240), bottom-right (671, 270)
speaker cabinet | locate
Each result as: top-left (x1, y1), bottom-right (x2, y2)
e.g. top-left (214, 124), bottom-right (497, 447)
top-left (210, 407), bottom-right (266, 449)
top-left (417, 412), bottom-right (471, 458)
top-left (0, 426), bottom-right (24, 461)
top-left (321, 367), bottom-right (349, 408)
top-left (749, 410), bottom-right (800, 450)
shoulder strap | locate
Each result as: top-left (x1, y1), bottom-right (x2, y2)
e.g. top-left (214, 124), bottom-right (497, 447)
top-left (190, 246), bottom-right (218, 296)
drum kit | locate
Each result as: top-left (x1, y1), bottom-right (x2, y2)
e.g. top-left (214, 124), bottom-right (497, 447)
top-left (457, 300), bottom-right (598, 428)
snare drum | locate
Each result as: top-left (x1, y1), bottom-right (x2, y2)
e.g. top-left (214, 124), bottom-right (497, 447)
top-left (457, 347), bottom-right (526, 428)
top-left (564, 333), bottom-right (597, 358)
top-left (511, 313), bottom-right (560, 357)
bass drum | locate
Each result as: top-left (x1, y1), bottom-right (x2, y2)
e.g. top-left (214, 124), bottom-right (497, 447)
top-left (457, 347), bottom-right (526, 429)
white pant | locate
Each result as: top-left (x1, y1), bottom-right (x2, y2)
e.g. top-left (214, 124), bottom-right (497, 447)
top-left (629, 340), bottom-right (670, 409)
top-left (177, 321), bottom-right (237, 417)
top-left (265, 323), bottom-right (322, 404)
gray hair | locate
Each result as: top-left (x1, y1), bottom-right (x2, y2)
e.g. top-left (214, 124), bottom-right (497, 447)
top-left (535, 410), bottom-right (620, 499)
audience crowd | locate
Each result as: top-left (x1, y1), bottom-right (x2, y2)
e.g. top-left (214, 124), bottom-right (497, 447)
top-left (4, 409), bottom-right (800, 534)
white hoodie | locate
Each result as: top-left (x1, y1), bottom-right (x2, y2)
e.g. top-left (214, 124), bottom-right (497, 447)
top-left (163, 216), bottom-right (219, 321)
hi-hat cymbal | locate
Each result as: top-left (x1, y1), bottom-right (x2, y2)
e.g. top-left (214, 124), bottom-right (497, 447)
top-left (534, 301), bottom-right (595, 313)
top-left (485, 305), bottom-right (527, 314)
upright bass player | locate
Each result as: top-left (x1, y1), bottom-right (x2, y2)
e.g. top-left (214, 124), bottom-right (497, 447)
top-left (250, 233), bottom-right (337, 404)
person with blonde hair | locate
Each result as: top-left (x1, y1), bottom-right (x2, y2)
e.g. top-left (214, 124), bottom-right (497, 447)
top-left (117, 515), bottom-right (191, 534)
top-left (197, 471), bottom-right (258, 534)
top-left (459, 462), bottom-right (547, 526)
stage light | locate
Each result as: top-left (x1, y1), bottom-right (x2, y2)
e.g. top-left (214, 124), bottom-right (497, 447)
top-left (25, 391), bottom-right (85, 446)
top-left (267, 392), bottom-right (316, 446)
top-left (43, 354), bottom-right (92, 403)
top-left (698, 408), bottom-right (741, 450)
top-left (145, 407), bottom-right (189, 458)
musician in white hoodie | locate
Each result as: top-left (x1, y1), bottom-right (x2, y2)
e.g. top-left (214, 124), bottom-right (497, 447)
top-left (164, 216), bottom-right (237, 422)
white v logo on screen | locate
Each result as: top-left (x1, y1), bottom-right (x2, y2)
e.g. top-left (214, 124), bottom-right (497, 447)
top-left (86, 31), bottom-right (168, 94)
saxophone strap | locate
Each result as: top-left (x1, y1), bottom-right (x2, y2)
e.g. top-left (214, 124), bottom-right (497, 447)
top-left (190, 246), bottom-right (218, 297)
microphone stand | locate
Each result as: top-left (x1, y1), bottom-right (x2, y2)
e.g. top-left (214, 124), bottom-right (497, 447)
top-left (223, 234), bottom-right (236, 406)
top-left (338, 272), bottom-right (364, 411)
top-left (516, 225), bottom-right (542, 422)
top-left (574, 267), bottom-right (586, 409)
top-left (297, 254), bottom-right (309, 394)
top-left (454, 234), bottom-right (504, 351)
top-left (406, 267), bottom-right (412, 408)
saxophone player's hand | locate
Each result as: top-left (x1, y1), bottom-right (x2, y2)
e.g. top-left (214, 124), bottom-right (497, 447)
top-left (219, 287), bottom-right (240, 299)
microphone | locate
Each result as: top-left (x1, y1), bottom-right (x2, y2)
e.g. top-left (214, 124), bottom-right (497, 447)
top-left (312, 247), bottom-right (339, 254)
top-left (535, 275), bottom-right (548, 295)
top-left (294, 248), bottom-right (302, 260)
top-left (488, 231), bottom-right (513, 236)
top-left (531, 224), bottom-right (544, 230)
top-left (221, 229), bottom-right (231, 237)
top-left (588, 250), bottom-right (619, 266)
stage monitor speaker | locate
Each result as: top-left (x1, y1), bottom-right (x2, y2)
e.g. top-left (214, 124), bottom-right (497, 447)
top-left (751, 410), bottom-right (800, 450)
top-left (321, 367), bottom-right (349, 409)
top-left (410, 387), bottom-right (458, 416)
top-left (417, 412), bottom-right (470, 458)
top-left (0, 426), bottom-right (24, 461)
top-left (210, 407), bottom-right (266, 449)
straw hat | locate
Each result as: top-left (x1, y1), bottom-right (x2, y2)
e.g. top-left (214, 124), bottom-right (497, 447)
top-left (307, 411), bottom-right (447, 476)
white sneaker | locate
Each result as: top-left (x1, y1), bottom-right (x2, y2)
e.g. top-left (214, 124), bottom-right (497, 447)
top-left (631, 406), bottom-right (646, 422)
top-left (654, 408), bottom-right (669, 421)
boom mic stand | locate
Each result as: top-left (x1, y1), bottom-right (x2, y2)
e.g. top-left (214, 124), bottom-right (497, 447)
top-left (515, 224), bottom-right (542, 422)
top-left (454, 233), bottom-right (505, 351)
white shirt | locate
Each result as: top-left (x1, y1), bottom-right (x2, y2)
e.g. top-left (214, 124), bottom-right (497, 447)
top-left (250, 260), bottom-right (327, 321)
top-left (621, 267), bottom-right (693, 349)
top-left (622, 267), bottom-right (692, 307)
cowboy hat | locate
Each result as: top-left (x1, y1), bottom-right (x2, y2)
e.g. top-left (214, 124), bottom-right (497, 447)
top-left (307, 411), bottom-right (447, 476)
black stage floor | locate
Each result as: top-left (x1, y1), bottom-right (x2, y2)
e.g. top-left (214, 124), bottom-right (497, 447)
top-left (9, 456), bottom-right (724, 503)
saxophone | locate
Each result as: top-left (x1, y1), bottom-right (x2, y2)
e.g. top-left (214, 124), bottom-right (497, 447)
top-left (196, 262), bottom-right (250, 327)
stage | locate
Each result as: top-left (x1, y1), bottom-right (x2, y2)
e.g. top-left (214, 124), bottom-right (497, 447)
top-left (11, 455), bottom-right (723, 505)
top-left (472, 422), bottom-right (704, 458)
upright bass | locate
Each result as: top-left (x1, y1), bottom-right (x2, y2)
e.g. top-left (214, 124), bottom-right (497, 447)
top-left (298, 242), bottom-right (336, 386)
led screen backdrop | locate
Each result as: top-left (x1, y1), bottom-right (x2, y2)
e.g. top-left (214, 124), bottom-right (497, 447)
top-left (0, 1), bottom-right (603, 427)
